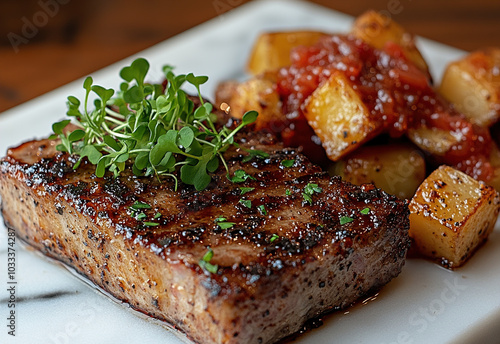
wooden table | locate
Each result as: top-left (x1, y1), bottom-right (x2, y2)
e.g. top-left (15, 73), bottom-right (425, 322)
top-left (0, 0), bottom-right (499, 114)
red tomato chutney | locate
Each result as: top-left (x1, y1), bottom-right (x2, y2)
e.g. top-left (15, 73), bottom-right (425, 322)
top-left (276, 34), bottom-right (493, 181)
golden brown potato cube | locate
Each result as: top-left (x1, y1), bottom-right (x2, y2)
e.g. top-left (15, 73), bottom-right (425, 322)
top-left (406, 126), bottom-right (459, 156)
top-left (215, 74), bottom-right (284, 130)
top-left (351, 10), bottom-right (430, 79)
top-left (303, 72), bottom-right (384, 161)
top-left (332, 142), bottom-right (426, 199)
top-left (409, 165), bottom-right (500, 268)
top-left (247, 31), bottom-right (329, 75)
top-left (439, 48), bottom-right (500, 127)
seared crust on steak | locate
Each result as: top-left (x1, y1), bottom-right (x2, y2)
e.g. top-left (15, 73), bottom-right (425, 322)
top-left (0, 132), bottom-right (410, 344)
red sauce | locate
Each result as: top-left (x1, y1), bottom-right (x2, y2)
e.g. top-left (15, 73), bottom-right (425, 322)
top-left (275, 34), bottom-right (493, 181)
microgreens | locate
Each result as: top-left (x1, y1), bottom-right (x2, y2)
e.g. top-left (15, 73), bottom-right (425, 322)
top-left (360, 207), bottom-right (370, 215)
top-left (199, 248), bottom-right (218, 274)
top-left (51, 58), bottom-right (258, 191)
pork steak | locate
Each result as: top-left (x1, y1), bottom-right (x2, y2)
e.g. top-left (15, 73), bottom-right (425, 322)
top-left (0, 132), bottom-right (410, 344)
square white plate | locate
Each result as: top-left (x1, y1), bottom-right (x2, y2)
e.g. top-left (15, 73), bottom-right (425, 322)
top-left (1, 1), bottom-right (499, 343)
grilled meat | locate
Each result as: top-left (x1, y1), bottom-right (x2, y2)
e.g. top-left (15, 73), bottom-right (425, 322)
top-left (0, 131), bottom-right (410, 344)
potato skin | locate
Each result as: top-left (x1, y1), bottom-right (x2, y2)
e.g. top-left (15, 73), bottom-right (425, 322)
top-left (409, 165), bottom-right (500, 268)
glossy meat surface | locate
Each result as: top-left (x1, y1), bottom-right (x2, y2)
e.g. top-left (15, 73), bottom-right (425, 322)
top-left (0, 132), bottom-right (410, 344)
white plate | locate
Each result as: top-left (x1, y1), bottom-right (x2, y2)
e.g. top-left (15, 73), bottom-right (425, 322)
top-left (1, 1), bottom-right (499, 343)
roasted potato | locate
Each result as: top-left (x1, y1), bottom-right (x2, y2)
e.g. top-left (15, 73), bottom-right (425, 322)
top-left (406, 126), bottom-right (459, 156)
top-left (247, 31), bottom-right (329, 75)
top-left (223, 13), bottom-right (500, 271)
top-left (303, 72), bottom-right (384, 161)
top-left (409, 165), bottom-right (500, 268)
top-left (439, 48), bottom-right (500, 127)
top-left (332, 142), bottom-right (426, 199)
top-left (350, 10), bottom-right (430, 79)
top-left (215, 73), bottom-right (285, 130)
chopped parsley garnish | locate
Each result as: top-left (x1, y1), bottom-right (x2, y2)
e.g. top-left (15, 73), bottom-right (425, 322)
top-left (229, 169), bottom-right (256, 183)
top-left (199, 248), bottom-right (218, 274)
top-left (130, 201), bottom-right (151, 210)
top-left (129, 201), bottom-right (160, 226)
top-left (281, 159), bottom-right (295, 168)
top-left (215, 217), bottom-right (235, 229)
top-left (360, 207), bottom-right (370, 215)
top-left (135, 212), bottom-right (147, 220)
top-left (270, 234), bottom-right (279, 243)
top-left (240, 147), bottom-right (270, 163)
top-left (304, 183), bottom-right (322, 194)
top-left (239, 199), bottom-right (252, 208)
top-left (258, 204), bottom-right (267, 215)
top-left (239, 187), bottom-right (255, 195)
top-left (302, 183), bottom-right (322, 205)
top-left (340, 216), bottom-right (354, 225)
top-left (286, 189), bottom-right (292, 196)
top-left (50, 58), bottom-right (258, 191)
top-left (218, 222), bottom-right (235, 229)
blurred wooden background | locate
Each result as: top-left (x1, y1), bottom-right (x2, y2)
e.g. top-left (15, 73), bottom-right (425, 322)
top-left (0, 0), bottom-right (499, 114)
